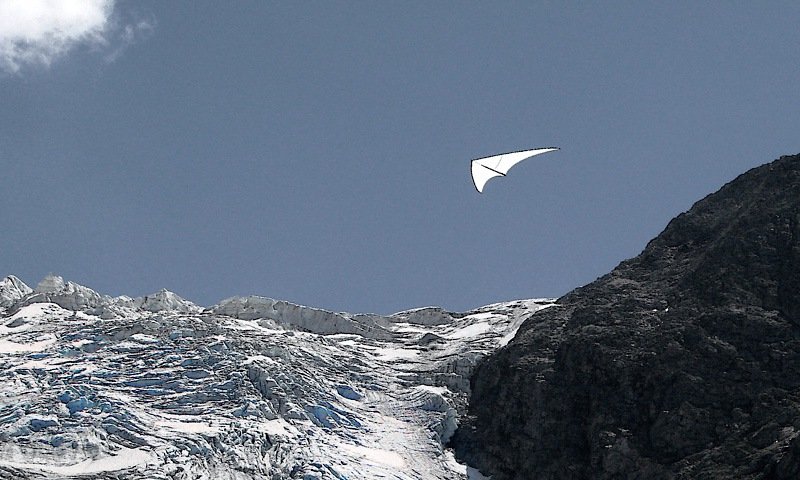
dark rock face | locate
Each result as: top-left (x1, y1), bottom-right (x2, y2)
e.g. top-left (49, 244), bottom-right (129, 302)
top-left (452, 154), bottom-right (800, 479)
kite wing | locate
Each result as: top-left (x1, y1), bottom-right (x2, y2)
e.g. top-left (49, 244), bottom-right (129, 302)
top-left (471, 147), bottom-right (559, 193)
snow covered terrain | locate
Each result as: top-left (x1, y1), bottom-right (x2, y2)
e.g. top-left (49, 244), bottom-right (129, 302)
top-left (0, 275), bottom-right (553, 479)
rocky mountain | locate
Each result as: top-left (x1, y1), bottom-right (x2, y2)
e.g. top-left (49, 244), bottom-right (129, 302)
top-left (452, 153), bottom-right (800, 479)
top-left (0, 275), bottom-right (553, 479)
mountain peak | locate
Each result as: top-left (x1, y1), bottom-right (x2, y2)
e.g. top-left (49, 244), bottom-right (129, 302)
top-left (454, 153), bottom-right (800, 479)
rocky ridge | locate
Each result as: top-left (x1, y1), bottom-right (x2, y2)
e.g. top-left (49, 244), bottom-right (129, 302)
top-left (452, 153), bottom-right (800, 479)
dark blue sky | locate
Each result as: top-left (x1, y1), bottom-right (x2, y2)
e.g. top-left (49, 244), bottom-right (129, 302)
top-left (2, 1), bottom-right (799, 313)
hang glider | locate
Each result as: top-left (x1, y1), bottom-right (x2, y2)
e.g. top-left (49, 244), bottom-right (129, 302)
top-left (471, 147), bottom-right (559, 193)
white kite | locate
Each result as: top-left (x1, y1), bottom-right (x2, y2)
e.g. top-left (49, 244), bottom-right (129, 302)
top-left (470, 147), bottom-right (559, 193)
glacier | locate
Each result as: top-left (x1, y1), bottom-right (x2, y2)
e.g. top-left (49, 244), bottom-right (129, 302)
top-left (0, 274), bottom-right (553, 479)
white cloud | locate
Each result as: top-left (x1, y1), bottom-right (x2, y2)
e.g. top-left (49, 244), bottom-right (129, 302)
top-left (0, 0), bottom-right (152, 74)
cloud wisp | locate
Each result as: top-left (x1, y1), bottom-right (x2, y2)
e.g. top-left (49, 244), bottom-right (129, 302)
top-left (0, 0), bottom-right (153, 74)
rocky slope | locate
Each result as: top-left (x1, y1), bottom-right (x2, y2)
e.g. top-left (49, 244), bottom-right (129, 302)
top-left (0, 274), bottom-right (553, 479)
top-left (452, 153), bottom-right (800, 479)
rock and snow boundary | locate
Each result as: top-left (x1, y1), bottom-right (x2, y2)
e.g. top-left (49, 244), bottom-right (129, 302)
top-left (0, 274), bottom-right (553, 480)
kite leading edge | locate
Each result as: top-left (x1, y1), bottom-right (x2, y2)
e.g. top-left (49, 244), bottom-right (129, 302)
top-left (471, 147), bottom-right (559, 193)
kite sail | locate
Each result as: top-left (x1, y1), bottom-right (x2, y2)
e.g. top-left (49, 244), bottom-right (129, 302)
top-left (471, 147), bottom-right (559, 193)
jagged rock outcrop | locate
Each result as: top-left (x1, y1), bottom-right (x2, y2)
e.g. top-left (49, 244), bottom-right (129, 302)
top-left (452, 154), bottom-right (800, 479)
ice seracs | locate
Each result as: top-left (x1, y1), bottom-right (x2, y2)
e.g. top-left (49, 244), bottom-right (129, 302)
top-left (9, 274), bottom-right (201, 318)
top-left (0, 275), bottom-right (32, 307)
top-left (213, 295), bottom-right (393, 339)
top-left (34, 274), bottom-right (66, 293)
top-left (133, 288), bottom-right (201, 313)
top-left (0, 274), bottom-right (555, 479)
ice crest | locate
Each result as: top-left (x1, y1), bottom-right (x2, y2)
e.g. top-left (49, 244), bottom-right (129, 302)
top-left (34, 274), bottom-right (66, 294)
top-left (0, 275), bottom-right (32, 307)
top-left (4, 275), bottom-right (201, 317)
top-left (213, 296), bottom-right (393, 339)
top-left (133, 288), bottom-right (201, 313)
top-left (24, 275), bottom-right (104, 312)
